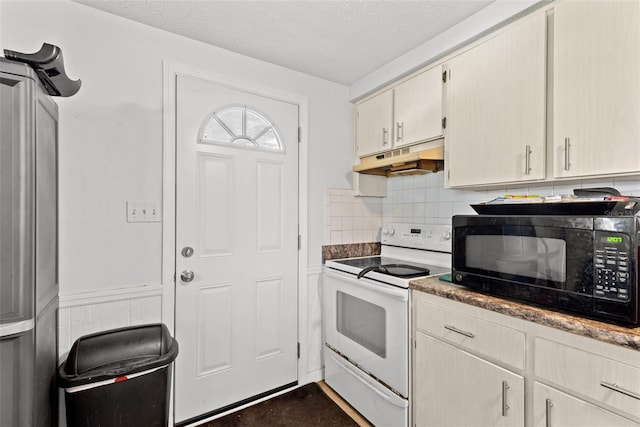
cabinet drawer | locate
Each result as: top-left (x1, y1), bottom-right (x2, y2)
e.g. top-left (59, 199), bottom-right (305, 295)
top-left (535, 337), bottom-right (640, 420)
top-left (415, 298), bottom-right (525, 370)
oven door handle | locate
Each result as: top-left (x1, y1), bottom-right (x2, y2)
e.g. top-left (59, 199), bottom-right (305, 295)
top-left (326, 269), bottom-right (409, 301)
top-left (326, 346), bottom-right (408, 407)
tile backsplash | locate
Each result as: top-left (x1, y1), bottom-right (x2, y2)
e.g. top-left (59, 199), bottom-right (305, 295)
top-left (324, 172), bottom-right (640, 245)
top-left (324, 188), bottom-right (383, 245)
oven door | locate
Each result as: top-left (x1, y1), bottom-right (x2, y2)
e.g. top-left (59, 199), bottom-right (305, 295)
top-left (323, 267), bottom-right (408, 397)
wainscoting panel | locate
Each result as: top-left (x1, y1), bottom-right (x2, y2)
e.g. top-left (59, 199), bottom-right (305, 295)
top-left (58, 285), bottom-right (163, 361)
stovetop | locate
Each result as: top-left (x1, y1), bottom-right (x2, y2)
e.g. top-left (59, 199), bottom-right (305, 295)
top-left (324, 223), bottom-right (452, 288)
top-left (328, 255), bottom-right (449, 278)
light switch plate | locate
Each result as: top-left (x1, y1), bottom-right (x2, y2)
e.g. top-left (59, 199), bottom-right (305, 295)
top-left (127, 200), bottom-right (161, 223)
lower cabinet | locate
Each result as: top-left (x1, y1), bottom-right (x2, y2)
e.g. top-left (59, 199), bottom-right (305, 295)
top-left (414, 332), bottom-right (524, 427)
top-left (412, 291), bottom-right (640, 427)
top-left (533, 382), bottom-right (638, 427)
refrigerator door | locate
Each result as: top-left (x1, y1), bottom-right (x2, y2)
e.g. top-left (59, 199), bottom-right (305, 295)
top-left (35, 82), bottom-right (59, 315)
top-left (1, 61), bottom-right (58, 427)
top-left (0, 326), bottom-right (35, 426)
top-left (1, 66), bottom-right (34, 324)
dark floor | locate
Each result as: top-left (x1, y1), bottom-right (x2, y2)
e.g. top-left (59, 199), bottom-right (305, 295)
top-left (199, 383), bottom-right (360, 427)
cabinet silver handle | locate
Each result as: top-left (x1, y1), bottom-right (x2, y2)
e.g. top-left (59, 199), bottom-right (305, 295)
top-left (545, 398), bottom-right (553, 427)
top-left (502, 381), bottom-right (510, 417)
top-left (600, 381), bottom-right (640, 400)
top-left (382, 128), bottom-right (389, 145)
top-left (396, 121), bottom-right (404, 142)
top-left (444, 325), bottom-right (475, 338)
top-left (525, 145), bottom-right (532, 175)
top-left (564, 137), bottom-right (571, 171)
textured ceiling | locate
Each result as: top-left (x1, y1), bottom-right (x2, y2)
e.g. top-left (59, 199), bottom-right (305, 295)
top-left (74, 0), bottom-right (495, 85)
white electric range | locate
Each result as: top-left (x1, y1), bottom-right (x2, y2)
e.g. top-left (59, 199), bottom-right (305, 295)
top-left (323, 223), bottom-right (452, 427)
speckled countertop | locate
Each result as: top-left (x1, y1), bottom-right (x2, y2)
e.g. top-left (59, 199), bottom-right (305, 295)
top-left (321, 242), bottom-right (380, 263)
top-left (411, 276), bottom-right (640, 351)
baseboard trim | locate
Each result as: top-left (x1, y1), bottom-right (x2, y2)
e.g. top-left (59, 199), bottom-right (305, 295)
top-left (176, 381), bottom-right (298, 427)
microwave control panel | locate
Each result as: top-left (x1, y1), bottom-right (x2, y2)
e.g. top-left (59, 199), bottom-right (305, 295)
top-left (594, 231), bottom-right (631, 301)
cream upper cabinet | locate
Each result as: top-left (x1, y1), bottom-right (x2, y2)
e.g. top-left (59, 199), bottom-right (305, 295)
top-left (445, 11), bottom-right (546, 187)
top-left (553, 0), bottom-right (640, 179)
top-left (393, 66), bottom-right (443, 149)
top-left (354, 89), bottom-right (393, 157)
top-left (355, 66), bottom-right (443, 158)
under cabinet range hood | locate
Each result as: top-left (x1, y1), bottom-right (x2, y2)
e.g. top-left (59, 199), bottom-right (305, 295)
top-left (353, 143), bottom-right (444, 176)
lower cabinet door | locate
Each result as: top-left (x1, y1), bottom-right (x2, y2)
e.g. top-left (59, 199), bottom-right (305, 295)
top-left (414, 332), bottom-right (524, 427)
top-left (533, 382), bottom-right (638, 427)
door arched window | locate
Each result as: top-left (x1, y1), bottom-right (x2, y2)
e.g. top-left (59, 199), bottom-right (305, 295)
top-left (199, 105), bottom-right (284, 152)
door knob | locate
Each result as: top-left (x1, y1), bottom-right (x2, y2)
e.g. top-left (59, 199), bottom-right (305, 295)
top-left (180, 270), bottom-right (195, 282)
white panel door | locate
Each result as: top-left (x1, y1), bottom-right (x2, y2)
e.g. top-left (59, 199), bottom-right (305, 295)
top-left (174, 75), bottom-right (299, 424)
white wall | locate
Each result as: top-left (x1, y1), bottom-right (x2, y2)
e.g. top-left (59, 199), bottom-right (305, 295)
top-left (1, 2), bottom-right (351, 385)
top-left (0, 0), bottom-right (351, 296)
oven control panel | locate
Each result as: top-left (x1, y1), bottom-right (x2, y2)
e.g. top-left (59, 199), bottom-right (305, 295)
top-left (382, 223), bottom-right (452, 252)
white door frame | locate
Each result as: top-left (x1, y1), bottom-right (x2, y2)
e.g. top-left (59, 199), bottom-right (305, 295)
top-left (160, 59), bottom-right (310, 404)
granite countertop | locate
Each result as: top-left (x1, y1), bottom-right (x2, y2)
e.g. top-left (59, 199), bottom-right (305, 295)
top-left (321, 242), bottom-right (380, 263)
top-left (410, 276), bottom-right (640, 351)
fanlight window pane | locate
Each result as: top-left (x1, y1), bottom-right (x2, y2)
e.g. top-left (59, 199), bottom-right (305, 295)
top-left (202, 119), bottom-right (232, 143)
top-left (200, 105), bottom-right (284, 152)
top-left (217, 108), bottom-right (242, 136)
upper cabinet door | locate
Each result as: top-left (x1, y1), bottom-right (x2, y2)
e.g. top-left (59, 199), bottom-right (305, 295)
top-left (445, 12), bottom-right (547, 187)
top-left (553, 0), bottom-right (640, 178)
top-left (355, 90), bottom-right (393, 157)
top-left (393, 67), bottom-right (443, 148)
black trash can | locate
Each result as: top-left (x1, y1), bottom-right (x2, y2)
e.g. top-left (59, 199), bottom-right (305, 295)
top-left (58, 323), bottom-right (179, 427)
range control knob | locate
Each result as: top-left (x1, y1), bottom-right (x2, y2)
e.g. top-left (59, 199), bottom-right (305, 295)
top-left (443, 230), bottom-right (452, 240)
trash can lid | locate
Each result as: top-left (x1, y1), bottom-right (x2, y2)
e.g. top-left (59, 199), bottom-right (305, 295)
top-left (58, 323), bottom-right (178, 388)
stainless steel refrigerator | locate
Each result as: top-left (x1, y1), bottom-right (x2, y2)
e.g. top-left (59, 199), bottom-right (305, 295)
top-left (0, 57), bottom-right (59, 426)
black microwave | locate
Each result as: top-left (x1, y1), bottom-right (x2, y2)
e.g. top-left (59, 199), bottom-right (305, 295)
top-left (452, 215), bottom-right (640, 324)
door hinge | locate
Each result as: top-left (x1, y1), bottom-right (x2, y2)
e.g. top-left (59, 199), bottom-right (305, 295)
top-left (298, 127), bottom-right (301, 143)
top-left (442, 117), bottom-right (447, 129)
top-left (442, 70), bottom-right (447, 83)
top-left (297, 342), bottom-right (301, 358)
